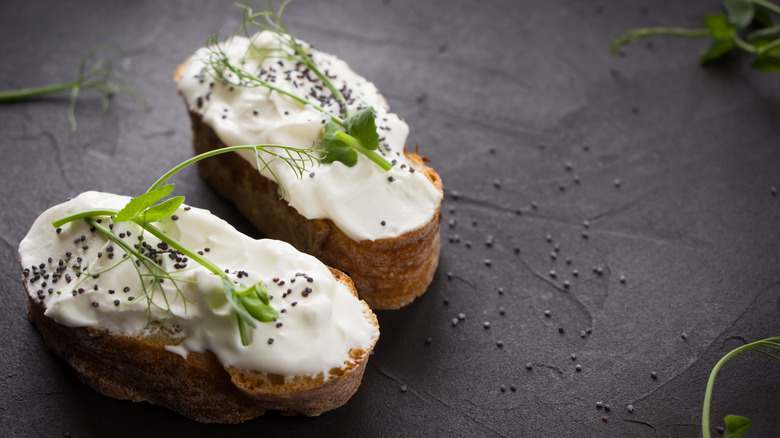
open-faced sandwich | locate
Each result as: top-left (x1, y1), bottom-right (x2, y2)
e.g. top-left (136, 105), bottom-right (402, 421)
top-left (20, 190), bottom-right (379, 423)
top-left (175, 5), bottom-right (443, 309)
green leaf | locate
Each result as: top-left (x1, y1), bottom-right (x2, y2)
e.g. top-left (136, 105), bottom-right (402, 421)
top-left (344, 107), bottom-right (379, 151)
top-left (241, 293), bottom-right (278, 322)
top-left (704, 13), bottom-right (737, 40)
top-left (750, 53), bottom-right (780, 72)
top-left (141, 196), bottom-right (185, 222)
top-left (724, 0), bottom-right (755, 28)
top-left (699, 38), bottom-right (735, 63)
top-left (222, 277), bottom-right (257, 329)
top-left (321, 121), bottom-right (358, 166)
top-left (747, 25), bottom-right (780, 47)
top-left (114, 184), bottom-right (175, 222)
top-left (723, 415), bottom-right (751, 438)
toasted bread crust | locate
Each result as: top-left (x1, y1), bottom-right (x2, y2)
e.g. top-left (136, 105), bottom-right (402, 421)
top-left (186, 110), bottom-right (443, 309)
top-left (23, 264), bottom-right (377, 422)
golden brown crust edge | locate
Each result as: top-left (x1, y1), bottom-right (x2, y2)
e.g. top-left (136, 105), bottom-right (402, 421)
top-left (184, 109), bottom-right (442, 310)
top-left (22, 262), bottom-right (377, 423)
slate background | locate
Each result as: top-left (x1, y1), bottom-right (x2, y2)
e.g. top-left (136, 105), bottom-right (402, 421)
top-left (1, 0), bottom-right (779, 436)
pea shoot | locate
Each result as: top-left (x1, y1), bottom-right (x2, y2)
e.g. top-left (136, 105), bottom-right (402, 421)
top-left (52, 143), bottom-right (320, 346)
top-left (203, 0), bottom-right (393, 171)
top-left (611, 0), bottom-right (780, 72)
top-left (0, 44), bottom-right (149, 132)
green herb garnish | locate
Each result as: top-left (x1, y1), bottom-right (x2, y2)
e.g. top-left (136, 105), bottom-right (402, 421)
top-left (52, 143), bottom-right (320, 345)
top-left (0, 44), bottom-right (149, 132)
top-left (611, 0), bottom-right (780, 72)
top-left (701, 336), bottom-right (780, 437)
top-left (203, 0), bottom-right (393, 170)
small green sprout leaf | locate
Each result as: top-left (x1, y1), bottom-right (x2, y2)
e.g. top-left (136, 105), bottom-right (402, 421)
top-left (704, 13), bottom-right (737, 40)
top-left (700, 38), bottom-right (736, 64)
top-left (239, 284), bottom-right (277, 323)
top-left (723, 415), bottom-right (751, 438)
top-left (724, 0), bottom-right (755, 28)
top-left (321, 107), bottom-right (392, 170)
top-left (750, 52), bottom-right (780, 71)
top-left (141, 196), bottom-right (185, 222)
top-left (322, 122), bottom-right (358, 166)
top-left (747, 25), bottom-right (780, 47)
top-left (114, 184), bottom-right (175, 222)
top-left (345, 107), bottom-right (380, 151)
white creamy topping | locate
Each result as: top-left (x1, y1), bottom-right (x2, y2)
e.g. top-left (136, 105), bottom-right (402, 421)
top-left (177, 33), bottom-right (441, 241)
top-left (19, 192), bottom-right (378, 378)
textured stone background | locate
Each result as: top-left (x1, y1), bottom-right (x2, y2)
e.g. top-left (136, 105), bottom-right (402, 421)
top-left (1, 0), bottom-right (778, 436)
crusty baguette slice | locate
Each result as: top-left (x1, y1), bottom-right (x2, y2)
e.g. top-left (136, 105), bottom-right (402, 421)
top-left (24, 263), bottom-right (376, 422)
top-left (185, 108), bottom-right (443, 309)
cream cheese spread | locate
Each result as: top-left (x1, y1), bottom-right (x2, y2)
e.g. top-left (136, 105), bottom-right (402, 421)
top-left (176, 33), bottom-right (441, 241)
top-left (19, 191), bottom-right (378, 378)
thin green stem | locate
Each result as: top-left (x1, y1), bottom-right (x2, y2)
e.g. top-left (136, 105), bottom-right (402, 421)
top-left (52, 209), bottom-right (118, 228)
top-left (751, 0), bottom-right (780, 15)
top-left (702, 336), bottom-right (780, 438)
top-left (334, 130), bottom-right (392, 171)
top-left (611, 27), bottom-right (711, 54)
top-left (733, 35), bottom-right (760, 54)
top-left (147, 144), bottom-right (320, 192)
top-left (0, 80), bottom-right (80, 102)
top-left (131, 219), bottom-right (226, 280)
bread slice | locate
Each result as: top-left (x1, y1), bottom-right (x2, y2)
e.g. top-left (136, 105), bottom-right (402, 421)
top-left (175, 41), bottom-right (444, 309)
top-left (20, 192), bottom-right (379, 422)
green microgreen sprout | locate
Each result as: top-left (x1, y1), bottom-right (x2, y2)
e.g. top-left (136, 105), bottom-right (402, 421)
top-left (0, 44), bottom-right (149, 132)
top-left (52, 143), bottom-right (320, 345)
top-left (701, 336), bottom-right (780, 438)
top-left (611, 0), bottom-right (780, 72)
top-left (202, 0), bottom-right (393, 171)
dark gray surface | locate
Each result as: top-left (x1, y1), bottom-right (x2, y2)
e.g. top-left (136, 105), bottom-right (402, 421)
top-left (1, 0), bottom-right (779, 436)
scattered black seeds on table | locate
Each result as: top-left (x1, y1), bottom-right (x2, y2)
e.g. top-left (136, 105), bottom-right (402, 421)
top-left (619, 275), bottom-right (626, 284)
top-left (601, 416), bottom-right (608, 422)
top-left (526, 363), bottom-right (533, 370)
top-left (681, 332), bottom-right (688, 340)
top-left (499, 307), bottom-right (505, 316)
top-left (558, 327), bottom-right (565, 334)
top-left (267, 338), bottom-right (274, 345)
top-left (510, 384), bottom-right (517, 392)
top-left (596, 401), bottom-right (603, 409)
top-left (651, 372), bottom-right (657, 379)
top-left (572, 269), bottom-right (579, 277)
top-left (563, 280), bottom-right (570, 289)
top-left (549, 270), bottom-right (557, 278)
top-left (400, 385), bottom-right (407, 393)
top-left (627, 404), bottom-right (634, 413)
top-left (496, 340), bottom-right (503, 348)
top-left (614, 179), bottom-right (622, 188)
top-left (493, 178), bottom-right (501, 188)
top-left (544, 310), bottom-right (551, 317)
top-left (604, 404), bottom-right (611, 412)
top-left (575, 364), bottom-right (582, 372)
top-left (458, 313), bottom-right (466, 320)
top-left (484, 259), bottom-right (492, 267)
top-left (570, 353), bottom-right (577, 361)
top-left (500, 385), bottom-right (506, 392)
top-left (425, 337), bottom-right (432, 345)
top-left (452, 318), bottom-right (459, 326)
top-left (771, 186), bottom-right (777, 196)
top-left (582, 230), bottom-right (589, 239)
top-left (483, 321), bottom-right (491, 329)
